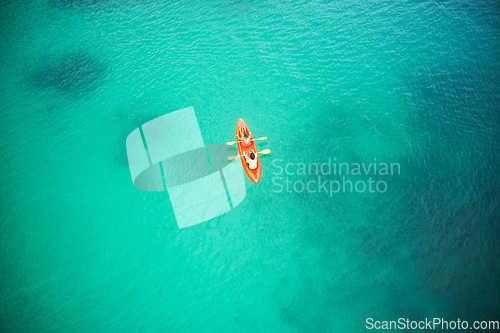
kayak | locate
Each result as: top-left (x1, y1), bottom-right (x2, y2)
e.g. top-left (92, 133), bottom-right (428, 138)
top-left (236, 118), bottom-right (261, 183)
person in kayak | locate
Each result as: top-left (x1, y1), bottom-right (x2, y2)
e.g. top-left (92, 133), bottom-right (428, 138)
top-left (244, 150), bottom-right (258, 170)
top-left (238, 127), bottom-right (252, 147)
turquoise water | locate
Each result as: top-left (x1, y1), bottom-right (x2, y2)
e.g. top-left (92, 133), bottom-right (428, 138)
top-left (1, 0), bottom-right (499, 331)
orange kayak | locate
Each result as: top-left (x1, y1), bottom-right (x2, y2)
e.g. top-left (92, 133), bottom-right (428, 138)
top-left (236, 118), bottom-right (261, 183)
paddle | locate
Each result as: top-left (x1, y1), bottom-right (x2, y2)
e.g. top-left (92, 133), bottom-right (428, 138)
top-left (226, 137), bottom-right (268, 145)
top-left (228, 149), bottom-right (271, 160)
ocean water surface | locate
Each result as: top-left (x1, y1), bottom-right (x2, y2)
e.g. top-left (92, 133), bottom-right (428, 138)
top-left (1, 0), bottom-right (499, 331)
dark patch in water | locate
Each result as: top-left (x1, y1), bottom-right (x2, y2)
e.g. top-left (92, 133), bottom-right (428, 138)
top-left (407, 67), bottom-right (500, 150)
top-left (32, 53), bottom-right (104, 97)
top-left (401, 66), bottom-right (500, 319)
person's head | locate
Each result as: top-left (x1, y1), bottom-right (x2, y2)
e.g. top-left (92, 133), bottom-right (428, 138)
top-left (243, 131), bottom-right (250, 140)
top-left (249, 152), bottom-right (255, 159)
